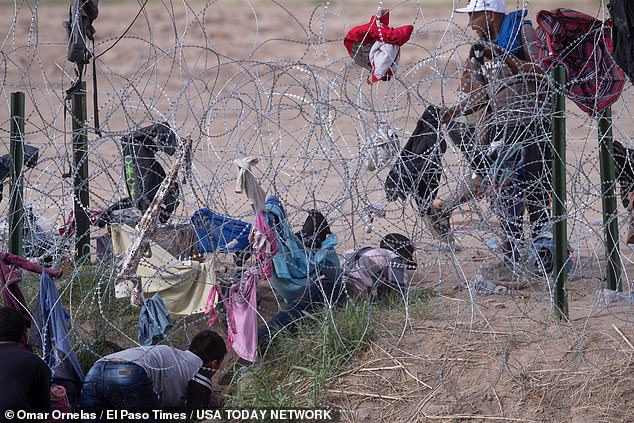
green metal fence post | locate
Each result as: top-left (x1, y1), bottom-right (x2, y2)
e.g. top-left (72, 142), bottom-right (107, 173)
top-left (551, 66), bottom-right (569, 319)
top-left (72, 81), bottom-right (90, 263)
top-left (9, 92), bottom-right (25, 257)
top-left (598, 107), bottom-right (622, 292)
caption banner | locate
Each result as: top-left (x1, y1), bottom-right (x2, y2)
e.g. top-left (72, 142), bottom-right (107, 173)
top-left (4, 408), bottom-right (337, 421)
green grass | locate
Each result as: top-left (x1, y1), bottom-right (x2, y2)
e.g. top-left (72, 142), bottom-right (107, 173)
top-left (226, 289), bottom-right (437, 412)
top-left (22, 262), bottom-right (141, 373)
top-left (23, 258), bottom-right (437, 408)
top-left (379, 287), bottom-right (440, 321)
top-left (408, 288), bottom-right (444, 321)
top-left (227, 300), bottom-right (375, 410)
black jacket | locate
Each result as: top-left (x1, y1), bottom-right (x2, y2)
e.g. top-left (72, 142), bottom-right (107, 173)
top-left (610, 0), bottom-right (634, 83)
top-left (385, 106), bottom-right (446, 215)
top-left (0, 145), bottom-right (39, 202)
top-left (121, 122), bottom-right (180, 223)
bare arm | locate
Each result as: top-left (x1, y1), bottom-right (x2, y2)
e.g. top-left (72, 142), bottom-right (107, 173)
top-left (441, 57), bottom-right (489, 122)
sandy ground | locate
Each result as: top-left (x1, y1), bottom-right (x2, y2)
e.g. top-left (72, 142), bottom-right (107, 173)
top-left (2, 0), bottom-right (634, 421)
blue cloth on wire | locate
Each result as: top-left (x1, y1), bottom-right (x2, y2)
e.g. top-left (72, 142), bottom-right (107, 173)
top-left (138, 294), bottom-right (173, 346)
top-left (191, 208), bottom-right (252, 253)
top-left (493, 10), bottom-right (532, 57)
top-left (38, 270), bottom-right (84, 382)
top-left (265, 196), bottom-right (341, 303)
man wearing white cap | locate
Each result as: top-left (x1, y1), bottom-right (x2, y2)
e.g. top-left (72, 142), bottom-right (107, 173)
top-left (455, 0), bottom-right (505, 13)
top-left (438, 0), bottom-right (552, 285)
top-left (442, 0), bottom-right (545, 146)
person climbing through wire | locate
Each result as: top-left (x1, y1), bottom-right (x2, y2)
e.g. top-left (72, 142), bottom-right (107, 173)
top-left (258, 229), bottom-right (417, 345)
top-left (437, 0), bottom-right (552, 285)
top-left (78, 330), bottom-right (226, 419)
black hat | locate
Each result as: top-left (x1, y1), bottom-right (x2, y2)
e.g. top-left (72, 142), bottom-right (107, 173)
top-left (380, 233), bottom-right (417, 270)
top-left (299, 210), bottom-right (332, 249)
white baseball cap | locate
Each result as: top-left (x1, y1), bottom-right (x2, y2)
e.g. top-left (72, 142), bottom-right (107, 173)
top-left (455, 0), bottom-right (506, 14)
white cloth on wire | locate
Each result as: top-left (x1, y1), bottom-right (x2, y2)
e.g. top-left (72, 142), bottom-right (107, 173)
top-left (234, 157), bottom-right (266, 213)
top-left (369, 42), bottom-right (401, 82)
top-left (366, 123), bottom-right (400, 172)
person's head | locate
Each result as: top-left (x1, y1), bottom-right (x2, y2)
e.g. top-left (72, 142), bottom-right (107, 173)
top-left (380, 233), bottom-right (418, 271)
top-left (188, 330), bottom-right (227, 370)
top-left (299, 210), bottom-right (332, 249)
top-left (0, 307), bottom-right (27, 344)
top-left (455, 0), bottom-right (506, 40)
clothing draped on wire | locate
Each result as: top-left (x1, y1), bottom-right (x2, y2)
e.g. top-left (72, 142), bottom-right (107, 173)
top-left (0, 252), bottom-right (61, 328)
top-left (28, 270), bottom-right (83, 407)
top-left (609, 0), bottom-right (634, 83)
top-left (138, 293), bottom-right (173, 346)
top-left (265, 196), bottom-right (341, 304)
top-left (234, 157), bottom-right (267, 214)
top-left (206, 211), bottom-right (279, 362)
top-left (366, 123), bottom-right (400, 172)
top-left (536, 8), bottom-right (625, 116)
top-left (110, 224), bottom-right (214, 315)
top-left (257, 210), bottom-right (344, 342)
top-left (120, 122), bottom-right (180, 223)
top-left (36, 269), bottom-right (84, 382)
top-left (343, 11), bottom-right (413, 83)
top-left (385, 106), bottom-right (446, 216)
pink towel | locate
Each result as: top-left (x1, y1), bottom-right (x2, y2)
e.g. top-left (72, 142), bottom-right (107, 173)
top-left (205, 211), bottom-right (278, 362)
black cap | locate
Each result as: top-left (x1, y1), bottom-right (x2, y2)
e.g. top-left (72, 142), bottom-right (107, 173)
top-left (380, 233), bottom-right (417, 270)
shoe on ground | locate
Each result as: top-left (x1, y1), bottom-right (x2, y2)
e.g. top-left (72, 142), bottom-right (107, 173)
top-left (425, 202), bottom-right (454, 243)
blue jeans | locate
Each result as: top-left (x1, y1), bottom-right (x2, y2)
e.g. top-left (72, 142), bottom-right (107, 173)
top-left (490, 122), bottom-right (552, 262)
top-left (78, 361), bottom-right (160, 422)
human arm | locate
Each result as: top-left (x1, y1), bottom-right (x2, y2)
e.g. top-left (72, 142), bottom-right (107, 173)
top-left (440, 50), bottom-right (489, 123)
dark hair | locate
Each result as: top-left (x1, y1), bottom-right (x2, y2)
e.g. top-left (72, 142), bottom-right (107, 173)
top-left (0, 307), bottom-right (26, 343)
top-left (299, 210), bottom-right (331, 249)
top-left (188, 330), bottom-right (227, 363)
